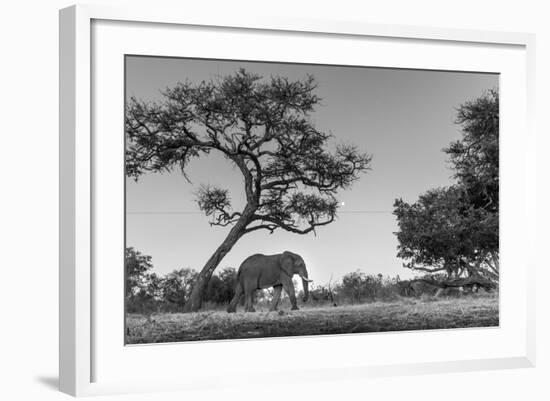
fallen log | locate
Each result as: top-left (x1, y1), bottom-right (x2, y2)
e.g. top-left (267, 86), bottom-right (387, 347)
top-left (414, 276), bottom-right (497, 292)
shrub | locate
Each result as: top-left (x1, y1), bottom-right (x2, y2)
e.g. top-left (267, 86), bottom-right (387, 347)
top-left (338, 271), bottom-right (399, 304)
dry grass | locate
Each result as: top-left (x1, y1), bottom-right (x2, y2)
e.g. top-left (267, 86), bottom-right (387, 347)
top-left (126, 294), bottom-right (498, 344)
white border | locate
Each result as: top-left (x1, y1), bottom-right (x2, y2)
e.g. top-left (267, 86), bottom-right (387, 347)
top-left (59, 4), bottom-right (536, 397)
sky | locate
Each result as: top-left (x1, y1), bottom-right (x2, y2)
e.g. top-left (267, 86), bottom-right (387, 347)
top-left (125, 55), bottom-right (498, 286)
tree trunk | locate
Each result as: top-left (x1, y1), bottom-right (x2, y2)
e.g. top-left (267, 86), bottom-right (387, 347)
top-left (182, 206), bottom-right (254, 312)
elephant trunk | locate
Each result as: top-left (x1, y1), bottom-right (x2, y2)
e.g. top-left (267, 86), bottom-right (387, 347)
top-left (300, 269), bottom-right (310, 302)
top-left (302, 278), bottom-right (309, 302)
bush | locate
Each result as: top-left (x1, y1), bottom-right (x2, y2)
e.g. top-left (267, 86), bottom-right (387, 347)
top-left (126, 247), bottom-right (486, 315)
top-left (159, 268), bottom-right (197, 311)
top-left (125, 249), bottom-right (238, 314)
top-left (204, 267), bottom-right (237, 304)
top-left (337, 271), bottom-right (400, 304)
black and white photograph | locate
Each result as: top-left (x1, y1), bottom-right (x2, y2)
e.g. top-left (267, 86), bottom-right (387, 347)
top-left (3, 0), bottom-right (549, 399)
top-left (124, 56), bottom-right (499, 344)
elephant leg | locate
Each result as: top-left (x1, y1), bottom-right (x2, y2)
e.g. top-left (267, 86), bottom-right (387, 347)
top-left (245, 290), bottom-right (256, 312)
top-left (249, 290), bottom-right (256, 312)
top-left (243, 290), bottom-right (250, 312)
top-left (269, 285), bottom-right (283, 311)
top-left (227, 282), bottom-right (243, 313)
top-left (282, 280), bottom-right (299, 310)
top-left (243, 282), bottom-right (256, 312)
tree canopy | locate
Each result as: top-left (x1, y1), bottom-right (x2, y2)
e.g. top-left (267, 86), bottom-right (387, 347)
top-left (393, 90), bottom-right (499, 281)
top-left (445, 89), bottom-right (499, 212)
top-left (126, 69), bottom-right (372, 311)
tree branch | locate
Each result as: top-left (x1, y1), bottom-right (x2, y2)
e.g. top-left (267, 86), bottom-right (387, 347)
top-left (251, 213), bottom-right (335, 235)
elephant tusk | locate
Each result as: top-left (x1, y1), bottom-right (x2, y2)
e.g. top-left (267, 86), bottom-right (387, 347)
top-left (300, 275), bottom-right (313, 282)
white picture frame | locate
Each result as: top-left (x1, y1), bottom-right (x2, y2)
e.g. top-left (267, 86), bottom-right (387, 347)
top-left (59, 4), bottom-right (536, 397)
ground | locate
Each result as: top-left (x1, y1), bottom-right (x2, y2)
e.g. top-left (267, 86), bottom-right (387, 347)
top-left (126, 295), bottom-right (498, 344)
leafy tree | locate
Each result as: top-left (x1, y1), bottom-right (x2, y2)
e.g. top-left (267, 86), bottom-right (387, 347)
top-left (393, 90), bottom-right (499, 281)
top-left (126, 69), bottom-right (372, 311)
top-left (204, 267), bottom-right (237, 304)
top-left (160, 268), bottom-right (198, 307)
top-left (394, 187), bottom-right (498, 279)
top-left (125, 247), bottom-right (153, 298)
top-left (125, 247), bottom-right (161, 312)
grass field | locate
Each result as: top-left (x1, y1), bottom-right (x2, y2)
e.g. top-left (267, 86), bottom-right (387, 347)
top-left (126, 294), bottom-right (498, 344)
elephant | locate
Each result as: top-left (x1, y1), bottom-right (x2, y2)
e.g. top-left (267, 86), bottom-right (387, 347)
top-left (227, 251), bottom-right (312, 313)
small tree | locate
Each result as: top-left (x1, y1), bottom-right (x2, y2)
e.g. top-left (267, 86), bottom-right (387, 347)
top-left (126, 69), bottom-right (372, 311)
top-left (159, 268), bottom-right (198, 308)
top-left (125, 247), bottom-right (153, 298)
top-left (125, 247), bottom-right (161, 313)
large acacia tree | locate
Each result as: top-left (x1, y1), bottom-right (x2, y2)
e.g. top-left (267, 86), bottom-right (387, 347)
top-left (126, 69), bottom-right (372, 311)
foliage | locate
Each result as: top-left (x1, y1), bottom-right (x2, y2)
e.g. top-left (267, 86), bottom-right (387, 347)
top-left (126, 246), bottom-right (493, 316)
top-left (159, 268), bottom-right (198, 308)
top-left (125, 248), bottom-right (237, 313)
top-left (125, 247), bottom-right (153, 298)
top-left (445, 89), bottom-right (499, 212)
top-left (126, 69), bottom-right (372, 310)
top-left (394, 186), bottom-right (498, 279)
top-left (204, 267), bottom-right (237, 304)
top-left (126, 69), bottom-right (371, 235)
top-left (125, 247), bottom-right (161, 313)
top-left (393, 90), bottom-right (499, 281)
top-left (337, 271), bottom-right (398, 303)
top-left (308, 284), bottom-right (336, 303)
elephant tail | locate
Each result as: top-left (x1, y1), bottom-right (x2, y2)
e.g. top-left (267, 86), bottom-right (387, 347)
top-left (236, 265), bottom-right (242, 282)
top-left (235, 264), bottom-right (245, 288)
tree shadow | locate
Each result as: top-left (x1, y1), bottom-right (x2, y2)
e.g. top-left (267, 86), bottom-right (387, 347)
top-left (35, 376), bottom-right (58, 391)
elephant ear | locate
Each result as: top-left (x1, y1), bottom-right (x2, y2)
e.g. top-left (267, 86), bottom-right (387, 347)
top-left (280, 251), bottom-right (295, 277)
